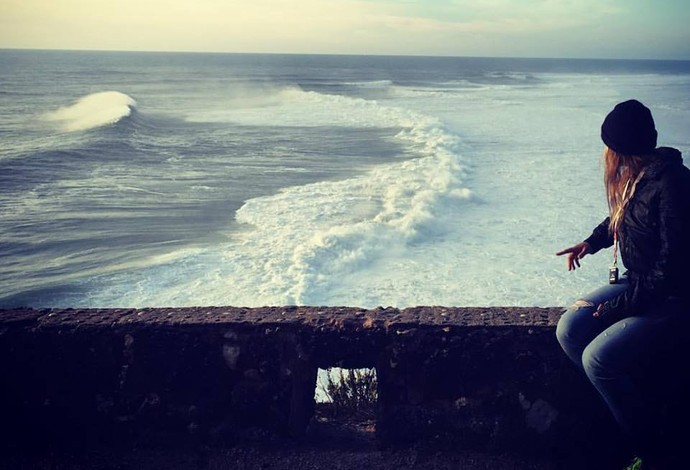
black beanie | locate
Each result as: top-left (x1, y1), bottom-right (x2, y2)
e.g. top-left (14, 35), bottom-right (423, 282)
top-left (601, 99), bottom-right (657, 155)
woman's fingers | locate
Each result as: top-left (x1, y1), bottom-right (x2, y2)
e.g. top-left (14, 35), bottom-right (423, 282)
top-left (556, 246), bottom-right (575, 256)
top-left (557, 242), bottom-right (590, 270)
top-left (557, 246), bottom-right (577, 270)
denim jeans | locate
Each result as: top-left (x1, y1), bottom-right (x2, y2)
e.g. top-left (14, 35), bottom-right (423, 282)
top-left (556, 278), bottom-right (688, 451)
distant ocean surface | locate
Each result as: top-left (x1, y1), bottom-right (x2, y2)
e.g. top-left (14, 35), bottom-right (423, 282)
top-left (1, 50), bottom-right (689, 308)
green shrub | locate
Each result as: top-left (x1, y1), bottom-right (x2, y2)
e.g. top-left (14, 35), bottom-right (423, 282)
top-left (318, 368), bottom-right (377, 418)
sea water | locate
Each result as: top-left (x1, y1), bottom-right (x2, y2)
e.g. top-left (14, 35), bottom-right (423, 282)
top-left (1, 51), bottom-right (689, 308)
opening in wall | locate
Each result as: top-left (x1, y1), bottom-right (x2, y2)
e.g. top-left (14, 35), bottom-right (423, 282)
top-left (314, 367), bottom-right (378, 419)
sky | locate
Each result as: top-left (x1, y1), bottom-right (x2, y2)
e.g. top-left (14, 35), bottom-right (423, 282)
top-left (1, 0), bottom-right (689, 60)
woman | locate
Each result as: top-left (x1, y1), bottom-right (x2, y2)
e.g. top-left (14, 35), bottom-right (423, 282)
top-left (556, 99), bottom-right (690, 468)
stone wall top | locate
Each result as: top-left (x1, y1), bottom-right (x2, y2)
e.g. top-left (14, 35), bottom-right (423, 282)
top-left (0, 306), bottom-right (562, 330)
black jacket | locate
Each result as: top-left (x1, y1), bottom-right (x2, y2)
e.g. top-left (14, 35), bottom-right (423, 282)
top-left (584, 147), bottom-right (690, 319)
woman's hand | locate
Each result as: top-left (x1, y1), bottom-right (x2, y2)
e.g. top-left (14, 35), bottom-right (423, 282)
top-left (556, 242), bottom-right (592, 271)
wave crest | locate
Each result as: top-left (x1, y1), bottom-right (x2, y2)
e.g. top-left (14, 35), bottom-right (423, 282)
top-left (45, 91), bottom-right (137, 132)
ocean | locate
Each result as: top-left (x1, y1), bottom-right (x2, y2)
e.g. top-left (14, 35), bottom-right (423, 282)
top-left (1, 50), bottom-right (689, 309)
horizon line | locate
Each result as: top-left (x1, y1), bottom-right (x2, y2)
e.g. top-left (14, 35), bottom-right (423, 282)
top-left (2, 46), bottom-right (689, 63)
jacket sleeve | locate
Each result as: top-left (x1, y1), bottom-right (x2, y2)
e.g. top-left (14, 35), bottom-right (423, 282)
top-left (599, 178), bottom-right (686, 319)
top-left (584, 217), bottom-right (614, 253)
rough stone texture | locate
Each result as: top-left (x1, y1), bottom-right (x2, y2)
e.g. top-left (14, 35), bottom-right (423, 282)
top-left (0, 306), bottom-right (634, 468)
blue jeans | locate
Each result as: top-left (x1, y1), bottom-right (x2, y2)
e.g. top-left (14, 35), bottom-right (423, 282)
top-left (556, 278), bottom-right (688, 450)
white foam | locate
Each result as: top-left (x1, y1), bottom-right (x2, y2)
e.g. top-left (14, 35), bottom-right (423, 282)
top-left (186, 86), bottom-right (418, 129)
top-left (345, 79), bottom-right (394, 88)
top-left (389, 86), bottom-right (453, 98)
top-left (44, 91), bottom-right (137, 132)
top-left (192, 97), bottom-right (471, 306)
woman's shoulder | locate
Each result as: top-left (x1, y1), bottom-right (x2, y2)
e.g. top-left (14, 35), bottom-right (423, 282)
top-left (638, 148), bottom-right (690, 203)
top-left (648, 147), bottom-right (689, 181)
top-left (655, 149), bottom-right (690, 210)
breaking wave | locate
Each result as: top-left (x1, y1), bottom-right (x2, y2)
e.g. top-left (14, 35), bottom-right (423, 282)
top-left (221, 89), bottom-right (472, 306)
top-left (44, 91), bottom-right (137, 132)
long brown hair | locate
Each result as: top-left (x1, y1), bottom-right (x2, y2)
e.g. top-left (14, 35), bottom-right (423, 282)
top-left (604, 146), bottom-right (651, 235)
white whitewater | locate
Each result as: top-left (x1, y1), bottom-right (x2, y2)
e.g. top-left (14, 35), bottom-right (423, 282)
top-left (44, 91), bottom-right (137, 132)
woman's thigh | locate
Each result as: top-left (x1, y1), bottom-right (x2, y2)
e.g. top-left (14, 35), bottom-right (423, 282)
top-left (583, 306), bottom-right (690, 378)
top-left (556, 279), bottom-right (630, 356)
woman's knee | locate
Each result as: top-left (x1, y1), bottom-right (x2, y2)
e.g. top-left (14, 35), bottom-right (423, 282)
top-left (555, 312), bottom-right (572, 348)
top-left (556, 300), bottom-right (597, 348)
top-left (582, 342), bottom-right (606, 379)
top-left (582, 334), bottom-right (627, 382)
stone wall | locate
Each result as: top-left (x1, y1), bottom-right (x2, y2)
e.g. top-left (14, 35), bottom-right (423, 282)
top-left (0, 307), bottom-right (635, 466)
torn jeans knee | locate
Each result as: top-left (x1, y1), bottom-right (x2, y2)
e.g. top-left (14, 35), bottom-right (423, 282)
top-left (571, 299), bottom-right (595, 309)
